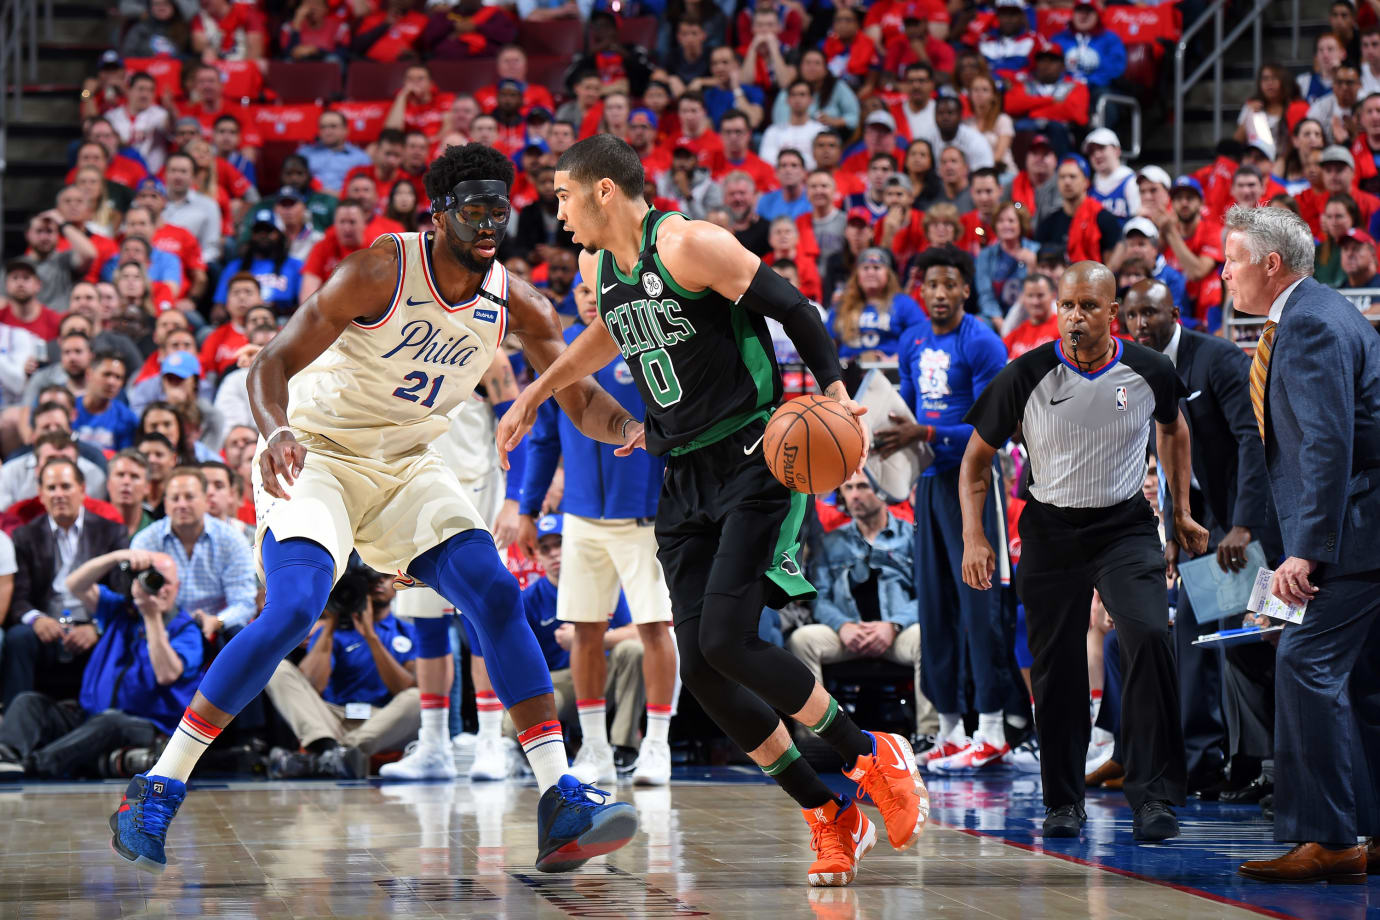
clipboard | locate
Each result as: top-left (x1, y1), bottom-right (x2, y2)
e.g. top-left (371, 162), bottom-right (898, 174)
top-left (855, 369), bottom-right (933, 504)
top-left (1192, 625), bottom-right (1283, 647)
top-left (1177, 541), bottom-right (1268, 624)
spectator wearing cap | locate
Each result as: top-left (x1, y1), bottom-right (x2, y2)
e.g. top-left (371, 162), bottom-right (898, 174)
top-left (266, 188), bottom-right (323, 262)
top-left (1162, 176), bottom-right (1226, 330)
top-left (976, 201), bottom-right (1038, 321)
top-left (80, 50), bottom-right (127, 119)
top-left (846, 151), bottom-right (898, 223)
top-left (1299, 145), bottom-right (1380, 236)
top-left (1240, 139), bottom-right (1290, 196)
top-left (756, 149), bottom-right (812, 221)
top-left (1116, 217), bottom-right (1188, 313)
top-left (759, 81), bottom-right (828, 171)
top-left (1135, 166), bottom-right (1174, 224)
top-left (1005, 38), bottom-right (1091, 157)
top-left (74, 351), bottom-right (136, 452)
top-left (213, 211), bottom-right (303, 315)
top-left (1008, 134), bottom-right (1061, 223)
top-left (1308, 63), bottom-right (1362, 145)
top-left (874, 174), bottom-right (926, 265)
top-left (840, 111), bottom-right (902, 177)
top-left (822, 207), bottom-right (876, 303)
top-left (695, 47), bottom-right (765, 130)
top-left (129, 314), bottom-right (194, 396)
top-left (475, 46), bottom-right (557, 116)
top-left (977, 0), bottom-right (1038, 79)
top-left (128, 352), bottom-right (209, 426)
top-left (106, 73), bottom-right (170, 176)
top-left (131, 179), bottom-right (208, 302)
top-left (622, 109), bottom-right (671, 183)
top-left (711, 110), bottom-right (776, 190)
top-left (961, 167), bottom-right (1004, 252)
top-left (161, 152), bottom-right (222, 264)
top-left (301, 200), bottom-right (370, 302)
top-left (14, 211), bottom-right (96, 318)
top-left (1082, 128), bottom-right (1139, 226)
top-left (1035, 154), bottom-right (1122, 263)
top-left (352, 0), bottom-right (428, 61)
top-left (1, 256), bottom-right (64, 343)
top-left (827, 247), bottom-right (925, 360)
top-left (296, 112), bottom-right (372, 197)
top-left (1052, 0), bottom-right (1126, 111)
top-left (131, 465), bottom-right (256, 639)
top-left (919, 95), bottom-right (996, 172)
top-left (1338, 227), bottom-right (1380, 293)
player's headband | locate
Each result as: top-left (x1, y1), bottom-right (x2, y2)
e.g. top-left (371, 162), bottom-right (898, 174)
top-left (433, 179), bottom-right (512, 247)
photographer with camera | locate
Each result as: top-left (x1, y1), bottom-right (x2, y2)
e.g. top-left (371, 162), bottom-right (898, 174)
top-left (0, 549), bottom-right (202, 778)
top-left (263, 568), bottom-right (420, 780)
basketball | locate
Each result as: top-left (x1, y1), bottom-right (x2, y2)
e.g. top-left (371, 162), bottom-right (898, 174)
top-left (763, 395), bottom-right (866, 494)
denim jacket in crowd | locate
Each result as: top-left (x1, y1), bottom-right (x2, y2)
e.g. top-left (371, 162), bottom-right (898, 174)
top-left (808, 513), bottom-right (918, 632)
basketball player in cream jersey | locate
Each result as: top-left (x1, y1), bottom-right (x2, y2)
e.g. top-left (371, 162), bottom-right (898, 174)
top-left (109, 144), bottom-right (645, 876)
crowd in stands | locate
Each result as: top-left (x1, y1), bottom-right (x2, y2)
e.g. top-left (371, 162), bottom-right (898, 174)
top-left (0, 0), bottom-right (1375, 802)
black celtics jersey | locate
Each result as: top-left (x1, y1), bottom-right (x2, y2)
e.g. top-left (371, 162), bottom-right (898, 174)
top-left (596, 210), bottom-right (782, 456)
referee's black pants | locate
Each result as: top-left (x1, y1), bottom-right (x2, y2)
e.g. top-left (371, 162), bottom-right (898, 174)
top-left (1017, 495), bottom-right (1187, 811)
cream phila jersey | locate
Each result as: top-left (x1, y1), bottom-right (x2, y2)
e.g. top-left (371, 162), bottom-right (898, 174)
top-left (286, 232), bottom-right (509, 462)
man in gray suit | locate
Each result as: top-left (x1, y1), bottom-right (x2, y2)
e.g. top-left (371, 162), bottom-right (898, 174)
top-left (1221, 204), bottom-right (1380, 883)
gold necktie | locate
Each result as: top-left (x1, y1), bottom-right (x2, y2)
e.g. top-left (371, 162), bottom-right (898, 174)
top-left (1249, 320), bottom-right (1277, 441)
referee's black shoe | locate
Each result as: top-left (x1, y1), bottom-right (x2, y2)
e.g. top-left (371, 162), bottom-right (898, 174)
top-left (1132, 801), bottom-right (1180, 842)
top-left (1043, 804), bottom-right (1086, 838)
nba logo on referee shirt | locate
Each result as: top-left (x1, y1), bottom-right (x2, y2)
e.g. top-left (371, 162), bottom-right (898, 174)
top-left (1115, 386), bottom-right (1128, 411)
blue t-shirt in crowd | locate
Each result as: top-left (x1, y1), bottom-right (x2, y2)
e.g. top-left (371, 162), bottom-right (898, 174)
top-left (704, 84), bottom-right (765, 127)
top-left (898, 313), bottom-right (1008, 474)
top-left (522, 577), bottom-right (632, 672)
top-left (756, 189), bottom-right (812, 222)
top-left (74, 396), bottom-right (138, 451)
top-left (213, 255), bottom-right (304, 312)
top-left (827, 293), bottom-right (926, 360)
top-left (307, 613), bottom-right (417, 707)
top-left (82, 586), bottom-right (204, 736)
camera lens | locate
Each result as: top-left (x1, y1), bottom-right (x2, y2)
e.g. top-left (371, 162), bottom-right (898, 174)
top-left (137, 568), bottom-right (166, 593)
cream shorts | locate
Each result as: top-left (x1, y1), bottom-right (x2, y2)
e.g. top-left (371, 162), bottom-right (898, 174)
top-left (253, 433), bottom-right (489, 597)
top-left (556, 514), bottom-right (673, 626)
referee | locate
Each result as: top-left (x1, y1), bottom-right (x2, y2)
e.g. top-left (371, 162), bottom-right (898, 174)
top-left (957, 261), bottom-right (1210, 842)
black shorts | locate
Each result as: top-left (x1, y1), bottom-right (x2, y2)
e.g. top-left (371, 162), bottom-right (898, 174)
top-left (655, 416), bottom-right (816, 627)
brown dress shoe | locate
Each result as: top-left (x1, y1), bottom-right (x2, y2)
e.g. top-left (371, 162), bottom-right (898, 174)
top-left (1239, 843), bottom-right (1367, 883)
top-left (1367, 838), bottom-right (1378, 874)
top-left (1085, 760), bottom-right (1124, 787)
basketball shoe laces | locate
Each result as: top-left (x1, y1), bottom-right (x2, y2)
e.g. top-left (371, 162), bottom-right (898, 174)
top-left (559, 780), bottom-right (613, 813)
top-left (809, 811), bottom-right (851, 863)
top-left (131, 786), bottom-right (179, 837)
top-left (855, 764), bottom-right (910, 834)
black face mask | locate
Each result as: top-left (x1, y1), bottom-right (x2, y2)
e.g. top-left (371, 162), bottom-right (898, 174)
top-left (430, 179), bottom-right (512, 248)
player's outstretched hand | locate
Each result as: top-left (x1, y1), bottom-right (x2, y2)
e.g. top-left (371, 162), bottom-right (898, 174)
top-left (962, 536), bottom-right (996, 591)
top-left (613, 421), bottom-right (646, 457)
top-left (261, 431), bottom-right (307, 500)
top-left (496, 396), bottom-right (538, 471)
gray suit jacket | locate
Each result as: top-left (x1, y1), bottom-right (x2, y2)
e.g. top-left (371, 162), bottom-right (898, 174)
top-left (1263, 276), bottom-right (1380, 575)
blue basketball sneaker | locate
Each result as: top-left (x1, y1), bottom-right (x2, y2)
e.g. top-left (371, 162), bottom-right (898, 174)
top-left (109, 774), bottom-right (186, 874)
top-left (535, 774), bottom-right (639, 872)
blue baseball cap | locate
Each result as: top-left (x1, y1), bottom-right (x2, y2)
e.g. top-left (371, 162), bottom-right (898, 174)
top-left (536, 514), bottom-right (563, 538)
top-left (1172, 175), bottom-right (1204, 198)
top-left (1060, 153), bottom-right (1091, 177)
top-left (135, 177), bottom-right (166, 197)
top-left (630, 107), bottom-right (658, 129)
top-left (160, 350), bottom-right (202, 380)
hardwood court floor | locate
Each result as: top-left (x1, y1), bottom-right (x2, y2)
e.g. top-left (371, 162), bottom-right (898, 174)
top-left (0, 769), bottom-right (1372, 920)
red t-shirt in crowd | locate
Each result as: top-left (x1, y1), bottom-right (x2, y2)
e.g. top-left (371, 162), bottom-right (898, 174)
top-left (400, 92), bottom-right (455, 138)
top-left (191, 4), bottom-right (268, 58)
top-left (199, 322), bottom-right (249, 377)
top-left (303, 228), bottom-right (366, 279)
top-left (1004, 316), bottom-right (1060, 359)
top-left (0, 302), bottom-right (63, 341)
top-left (474, 83), bottom-right (555, 116)
top-left (356, 10), bottom-right (428, 61)
top-left (712, 151), bottom-right (779, 192)
top-left (670, 130), bottom-right (725, 169)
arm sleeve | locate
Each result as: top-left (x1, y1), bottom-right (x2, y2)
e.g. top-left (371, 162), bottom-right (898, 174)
top-left (519, 398), bottom-right (562, 516)
top-left (738, 262), bottom-right (843, 389)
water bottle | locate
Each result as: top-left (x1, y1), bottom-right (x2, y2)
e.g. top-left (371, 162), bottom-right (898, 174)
top-left (56, 610), bottom-right (74, 663)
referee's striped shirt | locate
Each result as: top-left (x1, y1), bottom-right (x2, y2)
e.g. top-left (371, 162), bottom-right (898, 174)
top-left (965, 339), bottom-right (1186, 509)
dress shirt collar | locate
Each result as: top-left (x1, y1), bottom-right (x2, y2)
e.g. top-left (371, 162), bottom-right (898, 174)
top-left (1163, 323), bottom-right (1183, 368)
top-left (1268, 276), bottom-right (1307, 323)
top-left (48, 508), bottom-right (84, 539)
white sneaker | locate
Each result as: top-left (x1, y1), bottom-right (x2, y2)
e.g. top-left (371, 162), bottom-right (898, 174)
top-left (569, 740), bottom-right (617, 784)
top-left (379, 741), bottom-right (457, 781)
top-left (631, 739), bottom-right (671, 786)
top-left (1006, 738), bottom-right (1041, 773)
top-left (451, 732), bottom-right (478, 774)
top-left (503, 737), bottom-right (532, 778)
top-left (1085, 727), bottom-right (1115, 773)
top-left (469, 735), bottom-right (510, 781)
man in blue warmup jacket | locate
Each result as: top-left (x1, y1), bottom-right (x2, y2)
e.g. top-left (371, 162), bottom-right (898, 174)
top-left (519, 270), bottom-right (678, 787)
top-left (873, 245), bottom-right (1013, 774)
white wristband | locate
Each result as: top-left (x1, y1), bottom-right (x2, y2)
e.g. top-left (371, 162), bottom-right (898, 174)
top-left (266, 426), bottom-right (294, 444)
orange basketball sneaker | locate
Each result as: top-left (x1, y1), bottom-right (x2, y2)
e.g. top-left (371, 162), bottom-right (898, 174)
top-left (844, 731), bottom-right (930, 850)
top-left (803, 796), bottom-right (876, 887)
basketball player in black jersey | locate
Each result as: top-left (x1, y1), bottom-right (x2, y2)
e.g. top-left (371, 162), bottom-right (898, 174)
top-left (497, 135), bottom-right (929, 888)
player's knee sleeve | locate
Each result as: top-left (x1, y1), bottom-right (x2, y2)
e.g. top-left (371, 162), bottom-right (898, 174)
top-left (408, 531), bottom-right (551, 707)
top-left (197, 532), bottom-right (334, 716)
top-left (459, 614), bottom-right (484, 659)
top-left (412, 615), bottom-right (452, 659)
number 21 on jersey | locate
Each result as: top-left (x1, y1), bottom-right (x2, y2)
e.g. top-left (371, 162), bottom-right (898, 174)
top-left (393, 371), bottom-right (445, 408)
